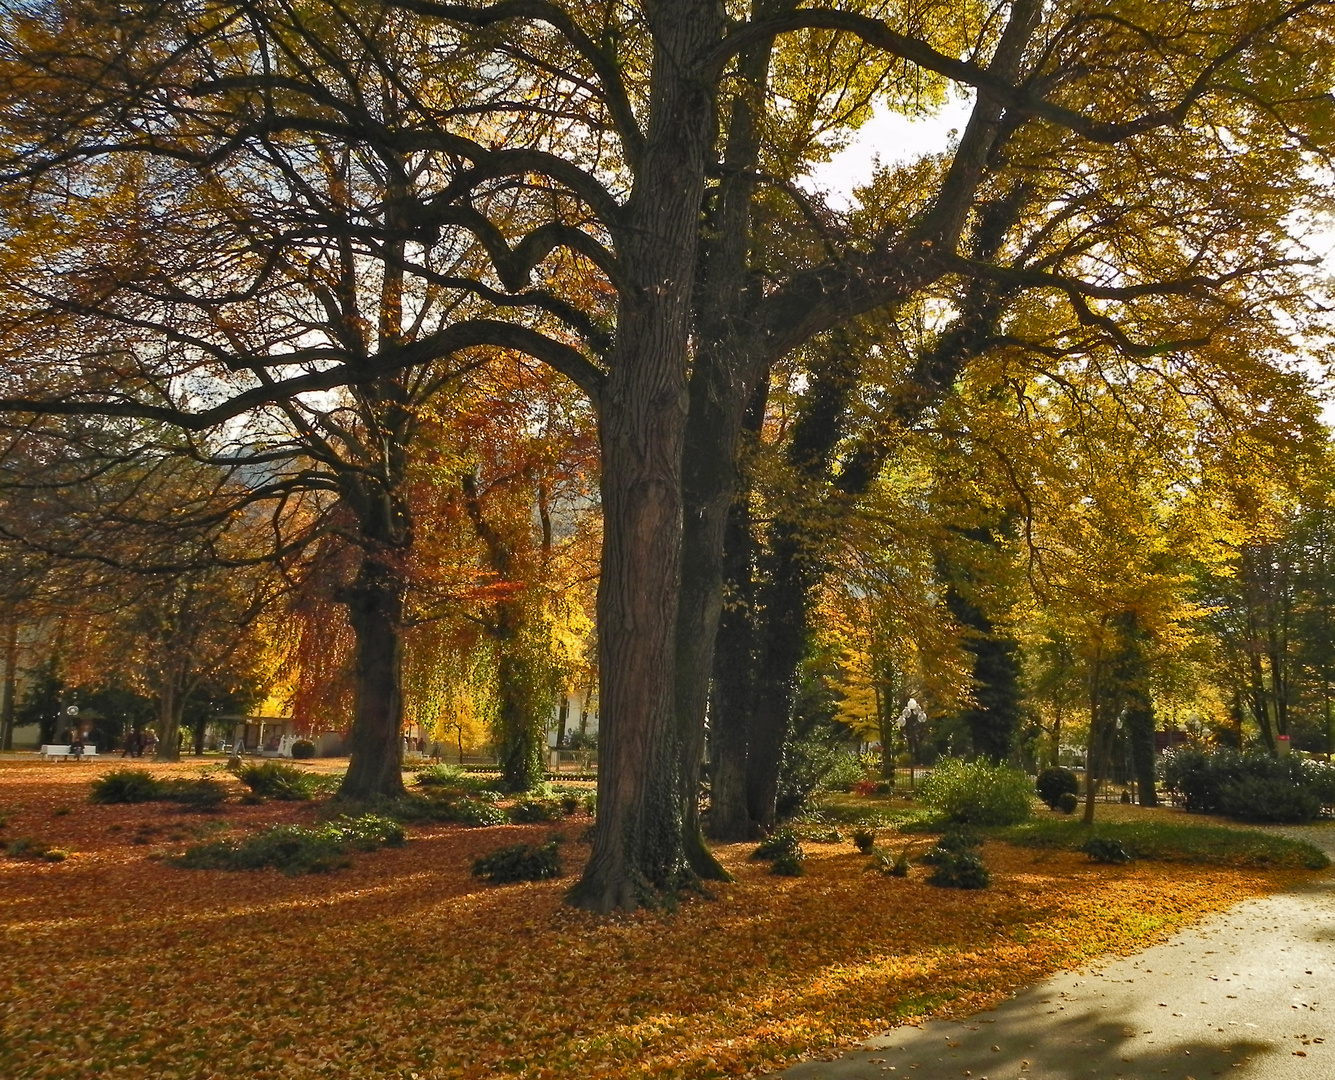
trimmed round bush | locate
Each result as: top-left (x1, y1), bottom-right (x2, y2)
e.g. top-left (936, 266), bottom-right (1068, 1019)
top-left (919, 758), bottom-right (1033, 826)
top-left (1056, 791), bottom-right (1079, 814)
top-left (290, 740), bottom-right (316, 759)
top-left (1036, 767), bottom-right (1079, 809)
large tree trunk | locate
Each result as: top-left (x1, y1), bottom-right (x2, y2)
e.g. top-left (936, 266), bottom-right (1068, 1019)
top-left (708, 475), bottom-right (761, 841)
top-left (676, 353), bottom-right (765, 871)
top-left (569, 353), bottom-right (692, 911)
top-left (568, 1), bottom-right (721, 911)
top-left (745, 524), bottom-right (813, 830)
top-left (339, 554), bottom-right (408, 800)
top-left (152, 664), bottom-right (185, 762)
top-left (673, 11), bottom-right (777, 875)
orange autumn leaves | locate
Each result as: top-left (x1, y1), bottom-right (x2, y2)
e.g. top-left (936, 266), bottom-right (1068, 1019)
top-left (0, 761), bottom-right (1314, 1080)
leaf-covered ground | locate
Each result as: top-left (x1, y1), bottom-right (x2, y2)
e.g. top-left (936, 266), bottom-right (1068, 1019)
top-left (0, 760), bottom-right (1318, 1080)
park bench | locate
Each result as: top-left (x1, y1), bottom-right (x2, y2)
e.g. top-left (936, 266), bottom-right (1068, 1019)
top-left (37, 744), bottom-right (99, 761)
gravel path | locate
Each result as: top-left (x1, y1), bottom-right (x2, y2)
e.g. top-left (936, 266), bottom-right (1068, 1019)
top-left (774, 824), bottom-right (1335, 1080)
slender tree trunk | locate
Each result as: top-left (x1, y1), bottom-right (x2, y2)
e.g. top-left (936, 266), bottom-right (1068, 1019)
top-left (676, 375), bottom-right (746, 874)
top-left (339, 554), bottom-right (408, 800)
top-left (0, 618), bottom-right (16, 752)
top-left (1082, 648), bottom-right (1111, 826)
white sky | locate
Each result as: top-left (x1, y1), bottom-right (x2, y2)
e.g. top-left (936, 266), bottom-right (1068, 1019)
top-left (806, 99), bottom-right (1335, 421)
top-left (807, 97), bottom-right (975, 207)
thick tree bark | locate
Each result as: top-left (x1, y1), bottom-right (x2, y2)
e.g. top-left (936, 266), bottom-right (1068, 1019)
top-left (745, 526), bottom-right (816, 829)
top-left (339, 554), bottom-right (408, 800)
top-left (743, 334), bottom-right (861, 829)
top-left (570, 351), bottom-right (692, 910)
top-left (1126, 698), bottom-right (1158, 806)
top-left (673, 3), bottom-right (778, 877)
top-left (708, 465), bottom-right (761, 841)
top-left (568, 0), bottom-right (722, 911)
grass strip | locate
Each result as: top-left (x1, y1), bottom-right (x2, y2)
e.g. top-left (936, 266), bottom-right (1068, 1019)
top-left (999, 818), bottom-right (1329, 870)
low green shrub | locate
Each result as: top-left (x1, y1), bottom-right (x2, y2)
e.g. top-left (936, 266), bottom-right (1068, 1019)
top-left (815, 750), bottom-right (867, 794)
top-left (508, 798), bottom-right (566, 824)
top-left (90, 770), bottom-right (228, 809)
top-left (919, 759), bottom-right (1032, 826)
top-left (472, 839), bottom-right (563, 884)
top-left (391, 792), bottom-right (509, 826)
top-left (1160, 747), bottom-right (1329, 822)
top-left (174, 814), bottom-right (403, 875)
top-left (867, 844), bottom-right (915, 877)
top-left (412, 764), bottom-right (499, 795)
top-left (160, 778), bottom-right (228, 809)
top-left (1056, 791), bottom-right (1079, 814)
top-left (1036, 767), bottom-right (1079, 809)
top-left (1300, 758), bottom-right (1335, 808)
top-left (444, 797), bottom-right (509, 826)
top-left (851, 827), bottom-right (876, 854)
top-left (237, 762), bottom-right (317, 801)
top-left (1082, 836), bottom-right (1132, 864)
top-left (926, 849), bottom-right (989, 889)
top-left (90, 769), bottom-right (163, 804)
top-left (5, 836), bottom-right (69, 861)
top-left (750, 828), bottom-right (801, 862)
top-left (770, 850), bottom-right (805, 876)
top-left (1219, 777), bottom-right (1321, 823)
top-left (919, 830), bottom-right (981, 864)
top-left (290, 740), bottom-right (316, 760)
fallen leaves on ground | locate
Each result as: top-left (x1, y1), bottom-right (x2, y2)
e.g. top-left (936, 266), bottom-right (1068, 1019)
top-left (0, 761), bottom-right (1318, 1080)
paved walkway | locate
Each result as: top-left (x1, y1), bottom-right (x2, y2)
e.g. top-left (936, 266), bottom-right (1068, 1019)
top-left (776, 825), bottom-right (1335, 1080)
